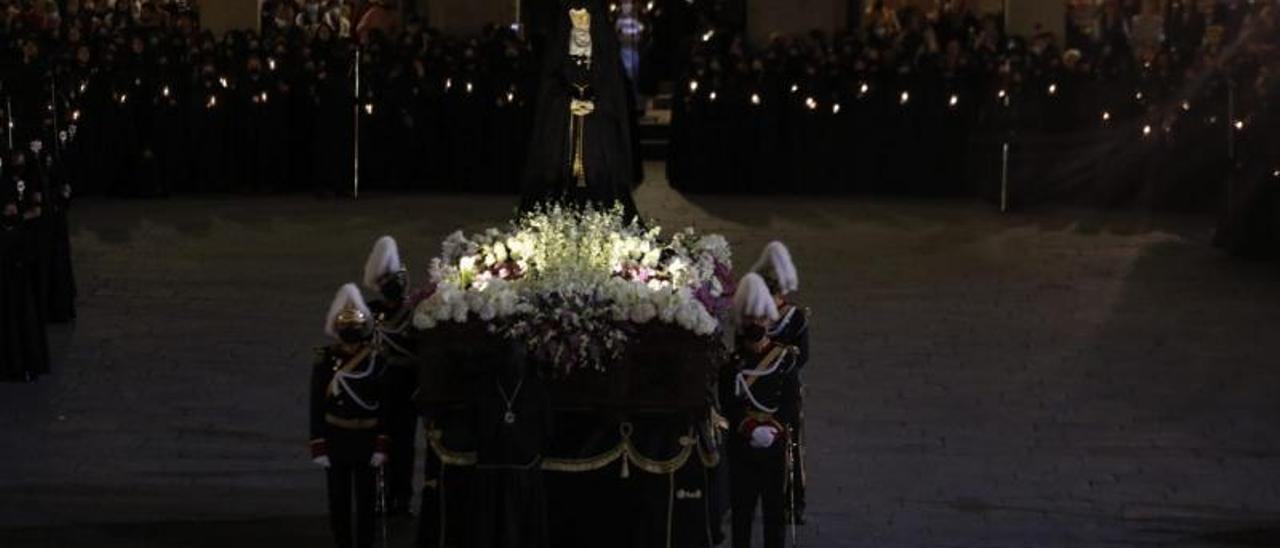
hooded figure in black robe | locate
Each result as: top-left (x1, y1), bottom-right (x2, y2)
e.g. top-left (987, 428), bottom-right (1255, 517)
top-left (44, 136), bottom-right (77, 323)
top-left (520, 0), bottom-right (639, 217)
top-left (1, 165), bottom-right (51, 382)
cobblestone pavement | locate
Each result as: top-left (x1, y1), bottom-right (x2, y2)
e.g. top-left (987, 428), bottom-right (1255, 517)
top-left (2, 166), bottom-right (1279, 547)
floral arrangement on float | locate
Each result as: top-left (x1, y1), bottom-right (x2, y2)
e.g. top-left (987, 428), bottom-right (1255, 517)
top-left (413, 204), bottom-right (735, 375)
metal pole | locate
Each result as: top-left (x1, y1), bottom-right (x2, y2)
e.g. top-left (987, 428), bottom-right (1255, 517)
top-left (1225, 77), bottom-right (1235, 209)
top-left (1000, 142), bottom-right (1010, 213)
top-left (7, 95), bottom-right (13, 151)
top-left (353, 47), bottom-right (361, 199)
top-left (1226, 78), bottom-right (1235, 162)
top-left (1002, 0), bottom-right (1009, 36)
top-left (51, 73), bottom-right (59, 163)
top-left (786, 426), bottom-right (799, 548)
top-left (377, 466), bottom-right (389, 548)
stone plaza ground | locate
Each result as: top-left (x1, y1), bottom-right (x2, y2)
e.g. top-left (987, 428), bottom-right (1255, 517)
top-left (2, 167), bottom-right (1279, 547)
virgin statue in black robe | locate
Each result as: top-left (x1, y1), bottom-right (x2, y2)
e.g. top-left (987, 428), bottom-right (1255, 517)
top-left (520, 0), bottom-right (639, 218)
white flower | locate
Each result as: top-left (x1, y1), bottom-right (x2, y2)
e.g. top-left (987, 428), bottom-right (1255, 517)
top-left (417, 206), bottom-right (729, 366)
top-left (441, 230), bottom-right (470, 261)
top-left (696, 313), bottom-right (717, 335)
top-left (459, 255), bottom-right (478, 274)
top-left (629, 301), bottom-right (658, 324)
top-left (652, 290), bottom-right (680, 323)
top-left (478, 302), bottom-right (497, 321)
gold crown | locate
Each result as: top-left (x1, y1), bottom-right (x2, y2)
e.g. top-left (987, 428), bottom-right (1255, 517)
top-left (569, 8), bottom-right (590, 31)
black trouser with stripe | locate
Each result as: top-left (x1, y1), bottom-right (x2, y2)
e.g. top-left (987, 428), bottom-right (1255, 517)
top-left (729, 441), bottom-right (787, 548)
top-left (326, 461), bottom-right (377, 548)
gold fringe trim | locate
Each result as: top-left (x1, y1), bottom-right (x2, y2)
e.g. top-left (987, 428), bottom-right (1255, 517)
top-left (426, 425), bottom-right (710, 477)
top-left (426, 428), bottom-right (477, 466)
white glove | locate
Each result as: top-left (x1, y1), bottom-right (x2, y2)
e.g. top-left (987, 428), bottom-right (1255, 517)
top-left (369, 452), bottom-right (387, 468)
top-left (312, 455), bottom-right (331, 468)
top-left (749, 426), bottom-right (778, 449)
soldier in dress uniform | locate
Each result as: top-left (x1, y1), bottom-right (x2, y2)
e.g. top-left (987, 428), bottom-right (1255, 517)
top-left (720, 273), bottom-right (801, 548)
top-left (362, 236), bottom-right (419, 516)
top-left (310, 283), bottom-right (391, 548)
top-left (751, 241), bottom-right (809, 525)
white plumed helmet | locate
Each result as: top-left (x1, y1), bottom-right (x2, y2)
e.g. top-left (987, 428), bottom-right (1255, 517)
top-left (324, 283), bottom-right (373, 339)
top-left (733, 273), bottom-right (780, 322)
top-left (750, 241), bottom-right (798, 295)
top-left (362, 235), bottom-right (404, 291)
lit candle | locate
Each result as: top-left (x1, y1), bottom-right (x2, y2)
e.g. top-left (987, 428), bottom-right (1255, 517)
top-left (805, 97), bottom-right (817, 110)
top-left (1047, 83), bottom-right (1057, 96)
top-left (708, 91), bottom-right (717, 101)
top-left (750, 93), bottom-right (761, 106)
top-left (689, 80), bottom-right (698, 93)
top-left (1102, 111), bottom-right (1111, 122)
top-left (1142, 124), bottom-right (1151, 137)
top-left (899, 91), bottom-right (910, 105)
top-left (831, 103), bottom-right (841, 114)
top-left (948, 94), bottom-right (958, 107)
